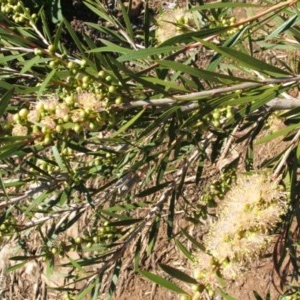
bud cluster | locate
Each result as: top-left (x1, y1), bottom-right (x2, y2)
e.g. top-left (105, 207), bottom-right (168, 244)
top-left (155, 8), bottom-right (197, 44)
top-left (45, 221), bottom-right (120, 260)
top-left (0, 0), bottom-right (37, 24)
top-left (8, 92), bottom-right (105, 145)
top-left (6, 67), bottom-right (124, 145)
top-left (207, 14), bottom-right (239, 39)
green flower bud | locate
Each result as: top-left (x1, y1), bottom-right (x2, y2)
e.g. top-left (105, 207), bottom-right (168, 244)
top-left (18, 108), bottom-right (29, 119)
top-left (48, 44), bottom-right (56, 54)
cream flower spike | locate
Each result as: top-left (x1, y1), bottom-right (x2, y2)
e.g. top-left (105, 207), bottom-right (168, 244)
top-left (204, 172), bottom-right (288, 279)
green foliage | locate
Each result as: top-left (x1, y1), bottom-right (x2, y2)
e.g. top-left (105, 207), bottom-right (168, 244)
top-left (0, 0), bottom-right (299, 299)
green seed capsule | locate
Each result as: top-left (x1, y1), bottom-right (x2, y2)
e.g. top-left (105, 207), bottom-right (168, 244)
top-left (67, 61), bottom-right (76, 70)
top-left (82, 75), bottom-right (89, 83)
top-left (48, 44), bottom-right (56, 54)
top-left (34, 48), bottom-right (43, 56)
top-left (98, 70), bottom-right (105, 78)
top-left (73, 123), bottom-right (81, 133)
top-left (51, 247), bottom-right (57, 254)
top-left (115, 97), bottom-right (123, 105)
top-left (55, 125), bottom-right (63, 133)
top-left (108, 85), bottom-right (116, 94)
top-left (18, 108), bottom-right (29, 119)
top-left (75, 237), bottom-right (82, 244)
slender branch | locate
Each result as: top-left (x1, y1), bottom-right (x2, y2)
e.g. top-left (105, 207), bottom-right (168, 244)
top-left (273, 128), bottom-right (300, 180)
top-left (121, 77), bottom-right (300, 110)
top-left (29, 21), bottom-right (49, 46)
top-left (232, 0), bottom-right (298, 28)
top-left (267, 97), bottom-right (300, 111)
top-left (0, 182), bottom-right (51, 209)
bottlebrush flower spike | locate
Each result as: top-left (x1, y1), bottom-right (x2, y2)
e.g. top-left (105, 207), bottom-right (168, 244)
top-left (204, 172), bottom-right (287, 279)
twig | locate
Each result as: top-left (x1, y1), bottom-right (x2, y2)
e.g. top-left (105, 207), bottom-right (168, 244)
top-left (273, 128), bottom-right (300, 180)
top-left (122, 76), bottom-right (300, 109)
top-left (267, 97), bottom-right (300, 111)
top-left (0, 182), bottom-right (51, 209)
top-left (232, 0), bottom-right (298, 29)
top-left (29, 21), bottom-right (49, 46)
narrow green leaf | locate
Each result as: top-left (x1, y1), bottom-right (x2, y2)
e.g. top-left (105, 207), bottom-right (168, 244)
top-left (134, 237), bottom-right (141, 272)
top-left (53, 21), bottom-right (64, 49)
top-left (139, 106), bottom-right (179, 140)
top-left (136, 182), bottom-right (171, 197)
top-left (201, 39), bottom-right (291, 77)
top-left (139, 270), bottom-right (188, 295)
top-left (181, 229), bottom-right (206, 251)
top-left (84, 1), bottom-right (114, 24)
top-left (296, 141), bottom-right (300, 164)
top-left (10, 255), bottom-right (38, 260)
top-left (159, 60), bottom-right (249, 83)
top-left (6, 261), bottom-right (27, 272)
top-left (268, 14), bottom-right (298, 39)
top-left (0, 136), bottom-right (27, 142)
top-left (160, 27), bottom-right (228, 47)
top-left (68, 257), bottom-right (85, 272)
top-left (117, 46), bottom-right (182, 62)
top-left (0, 87), bottom-right (14, 116)
top-left (87, 39), bottom-right (131, 55)
top-left (255, 123), bottom-right (300, 145)
top-left (0, 53), bottom-right (25, 64)
top-left (85, 23), bottom-right (126, 44)
top-left (40, 10), bottom-right (52, 41)
top-left (38, 68), bottom-right (56, 97)
top-left (159, 263), bottom-right (198, 284)
top-left (216, 288), bottom-right (238, 300)
top-left (147, 216), bottom-right (160, 255)
top-left (253, 291), bottom-right (264, 300)
top-left (52, 145), bottom-right (67, 171)
top-left (75, 280), bottom-right (96, 300)
top-left (167, 189), bottom-right (176, 239)
top-left (175, 239), bottom-right (194, 261)
top-left (218, 46), bottom-right (291, 77)
top-left (0, 141), bottom-right (25, 160)
top-left (108, 219), bottom-right (143, 226)
top-left (141, 76), bottom-right (187, 92)
top-left (143, 1), bottom-right (150, 48)
top-left (63, 17), bottom-right (86, 54)
top-left (118, 0), bottom-right (134, 41)
top-left (0, 174), bottom-right (9, 200)
top-left (25, 190), bottom-right (49, 214)
top-left (20, 55), bottom-right (41, 74)
top-left (111, 108), bottom-right (145, 138)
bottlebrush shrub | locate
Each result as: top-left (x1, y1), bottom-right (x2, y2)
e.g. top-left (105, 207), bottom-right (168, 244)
top-left (194, 172), bottom-right (288, 291)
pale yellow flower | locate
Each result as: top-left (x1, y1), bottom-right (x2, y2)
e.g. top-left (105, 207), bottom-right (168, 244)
top-left (204, 172), bottom-right (287, 279)
top-left (55, 103), bottom-right (70, 119)
top-left (76, 92), bottom-right (102, 111)
top-left (27, 109), bottom-right (41, 123)
top-left (12, 124), bottom-right (28, 136)
top-left (40, 116), bottom-right (56, 130)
